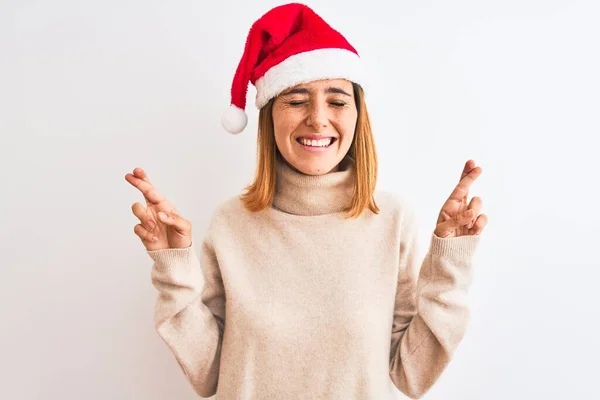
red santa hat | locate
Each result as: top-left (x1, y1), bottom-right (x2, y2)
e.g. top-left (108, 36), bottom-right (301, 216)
top-left (221, 2), bottom-right (365, 134)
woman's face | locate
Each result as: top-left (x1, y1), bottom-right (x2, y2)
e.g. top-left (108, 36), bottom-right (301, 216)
top-left (272, 79), bottom-right (357, 175)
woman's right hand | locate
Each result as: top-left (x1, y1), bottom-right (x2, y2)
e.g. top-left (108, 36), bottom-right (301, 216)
top-left (125, 167), bottom-right (193, 251)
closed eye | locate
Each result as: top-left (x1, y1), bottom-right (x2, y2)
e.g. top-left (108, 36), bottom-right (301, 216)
top-left (287, 101), bottom-right (347, 108)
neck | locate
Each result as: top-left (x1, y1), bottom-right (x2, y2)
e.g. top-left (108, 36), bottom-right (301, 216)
top-left (272, 154), bottom-right (355, 216)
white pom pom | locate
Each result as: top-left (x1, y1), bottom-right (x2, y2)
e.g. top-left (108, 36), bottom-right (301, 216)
top-left (221, 105), bottom-right (248, 134)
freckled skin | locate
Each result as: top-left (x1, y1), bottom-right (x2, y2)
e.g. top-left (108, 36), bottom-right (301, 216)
top-left (272, 79), bottom-right (358, 176)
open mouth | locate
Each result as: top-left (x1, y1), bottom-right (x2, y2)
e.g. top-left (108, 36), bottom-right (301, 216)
top-left (296, 137), bottom-right (337, 148)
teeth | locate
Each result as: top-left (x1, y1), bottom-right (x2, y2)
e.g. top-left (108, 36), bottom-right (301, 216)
top-left (299, 137), bottom-right (332, 147)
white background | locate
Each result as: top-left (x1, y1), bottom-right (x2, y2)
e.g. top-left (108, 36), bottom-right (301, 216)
top-left (1, 0), bottom-right (598, 399)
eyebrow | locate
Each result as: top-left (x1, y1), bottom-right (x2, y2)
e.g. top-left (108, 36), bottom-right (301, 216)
top-left (280, 86), bottom-right (352, 97)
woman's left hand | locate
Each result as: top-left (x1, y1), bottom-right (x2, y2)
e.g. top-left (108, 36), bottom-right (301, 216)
top-left (434, 160), bottom-right (488, 238)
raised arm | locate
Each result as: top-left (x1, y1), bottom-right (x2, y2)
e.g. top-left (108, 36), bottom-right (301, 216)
top-left (148, 232), bottom-right (225, 398)
top-left (389, 211), bottom-right (481, 399)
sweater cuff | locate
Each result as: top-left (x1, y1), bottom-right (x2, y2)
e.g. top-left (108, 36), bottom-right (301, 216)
top-left (429, 233), bottom-right (481, 260)
top-left (146, 242), bottom-right (199, 272)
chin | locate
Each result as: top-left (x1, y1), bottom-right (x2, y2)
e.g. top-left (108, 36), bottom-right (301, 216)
top-left (295, 158), bottom-right (339, 175)
top-left (301, 167), bottom-right (329, 176)
top-left (279, 143), bottom-right (347, 175)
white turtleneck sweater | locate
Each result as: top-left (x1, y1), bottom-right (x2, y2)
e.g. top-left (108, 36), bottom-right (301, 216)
top-left (146, 155), bottom-right (481, 399)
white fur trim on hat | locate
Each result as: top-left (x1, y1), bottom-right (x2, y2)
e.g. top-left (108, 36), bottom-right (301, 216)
top-left (221, 104), bottom-right (248, 134)
top-left (254, 48), bottom-right (364, 109)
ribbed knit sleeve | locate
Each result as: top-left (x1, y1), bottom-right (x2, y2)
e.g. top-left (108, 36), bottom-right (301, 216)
top-left (389, 211), bottom-right (481, 399)
top-left (147, 228), bottom-right (226, 398)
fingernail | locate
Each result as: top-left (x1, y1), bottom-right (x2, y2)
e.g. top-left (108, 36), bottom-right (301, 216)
top-left (159, 212), bottom-right (167, 220)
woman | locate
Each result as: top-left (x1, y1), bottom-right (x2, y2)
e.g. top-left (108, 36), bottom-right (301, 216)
top-left (125, 3), bottom-right (487, 399)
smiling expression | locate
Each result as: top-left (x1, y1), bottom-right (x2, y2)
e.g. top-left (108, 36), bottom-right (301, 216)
top-left (271, 79), bottom-right (358, 175)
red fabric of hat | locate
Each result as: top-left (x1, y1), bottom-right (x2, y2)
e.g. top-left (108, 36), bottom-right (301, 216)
top-left (221, 3), bottom-right (364, 134)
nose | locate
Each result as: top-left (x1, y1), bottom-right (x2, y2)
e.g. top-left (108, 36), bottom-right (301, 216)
top-left (306, 101), bottom-right (328, 131)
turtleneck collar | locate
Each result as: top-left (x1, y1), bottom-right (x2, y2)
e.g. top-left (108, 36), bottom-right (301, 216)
top-left (272, 154), bottom-right (356, 216)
